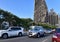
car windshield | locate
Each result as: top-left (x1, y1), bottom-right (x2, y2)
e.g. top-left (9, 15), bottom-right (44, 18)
top-left (31, 27), bottom-right (41, 31)
top-left (56, 28), bottom-right (60, 33)
top-left (34, 27), bottom-right (40, 31)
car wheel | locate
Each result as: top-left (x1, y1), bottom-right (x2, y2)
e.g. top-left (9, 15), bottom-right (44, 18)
top-left (42, 33), bottom-right (45, 36)
top-left (2, 34), bottom-right (8, 39)
top-left (18, 32), bottom-right (22, 37)
top-left (37, 33), bottom-right (40, 38)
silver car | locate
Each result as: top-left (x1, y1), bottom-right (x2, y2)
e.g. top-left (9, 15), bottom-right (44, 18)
top-left (28, 26), bottom-right (45, 38)
top-left (44, 29), bottom-right (52, 34)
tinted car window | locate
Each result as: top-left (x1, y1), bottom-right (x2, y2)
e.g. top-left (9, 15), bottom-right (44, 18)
top-left (17, 28), bottom-right (21, 30)
top-left (11, 27), bottom-right (21, 30)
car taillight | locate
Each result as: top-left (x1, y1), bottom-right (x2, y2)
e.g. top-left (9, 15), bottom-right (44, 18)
top-left (53, 35), bottom-right (57, 38)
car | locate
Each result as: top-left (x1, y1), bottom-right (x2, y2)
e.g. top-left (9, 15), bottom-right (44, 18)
top-left (44, 29), bottom-right (52, 34)
top-left (0, 26), bottom-right (24, 39)
top-left (28, 26), bottom-right (45, 38)
top-left (52, 28), bottom-right (60, 42)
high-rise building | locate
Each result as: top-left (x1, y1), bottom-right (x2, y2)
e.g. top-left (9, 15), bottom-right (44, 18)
top-left (57, 16), bottom-right (60, 27)
top-left (48, 9), bottom-right (58, 25)
top-left (34, 0), bottom-right (48, 23)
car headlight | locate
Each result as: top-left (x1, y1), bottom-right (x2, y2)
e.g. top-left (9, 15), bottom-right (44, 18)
top-left (53, 35), bottom-right (57, 38)
top-left (32, 32), bottom-right (37, 35)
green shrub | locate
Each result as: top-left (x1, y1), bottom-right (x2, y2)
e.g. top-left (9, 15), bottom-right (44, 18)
top-left (38, 23), bottom-right (56, 29)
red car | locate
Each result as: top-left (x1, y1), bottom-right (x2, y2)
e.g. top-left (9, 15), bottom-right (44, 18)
top-left (52, 28), bottom-right (60, 42)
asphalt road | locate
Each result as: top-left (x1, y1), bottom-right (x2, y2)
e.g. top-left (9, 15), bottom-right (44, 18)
top-left (0, 34), bottom-right (52, 42)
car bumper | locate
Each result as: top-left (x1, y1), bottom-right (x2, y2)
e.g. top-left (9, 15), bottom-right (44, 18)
top-left (52, 38), bottom-right (60, 42)
top-left (28, 34), bottom-right (37, 37)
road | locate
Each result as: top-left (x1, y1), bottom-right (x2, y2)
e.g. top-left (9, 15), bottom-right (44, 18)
top-left (0, 34), bottom-right (52, 42)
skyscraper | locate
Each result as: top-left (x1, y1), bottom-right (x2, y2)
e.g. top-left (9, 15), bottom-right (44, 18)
top-left (34, 0), bottom-right (48, 23)
top-left (48, 9), bottom-right (58, 25)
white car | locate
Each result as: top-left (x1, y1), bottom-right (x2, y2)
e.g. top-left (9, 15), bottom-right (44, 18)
top-left (0, 26), bottom-right (24, 39)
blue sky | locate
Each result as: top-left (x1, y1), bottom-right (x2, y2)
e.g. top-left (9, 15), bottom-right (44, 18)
top-left (0, 0), bottom-right (60, 19)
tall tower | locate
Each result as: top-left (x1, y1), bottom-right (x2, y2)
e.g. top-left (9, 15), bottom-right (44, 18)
top-left (34, 0), bottom-right (48, 23)
top-left (48, 9), bottom-right (58, 25)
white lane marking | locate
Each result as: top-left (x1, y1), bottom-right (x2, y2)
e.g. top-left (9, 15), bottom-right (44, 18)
top-left (42, 39), bottom-right (47, 42)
